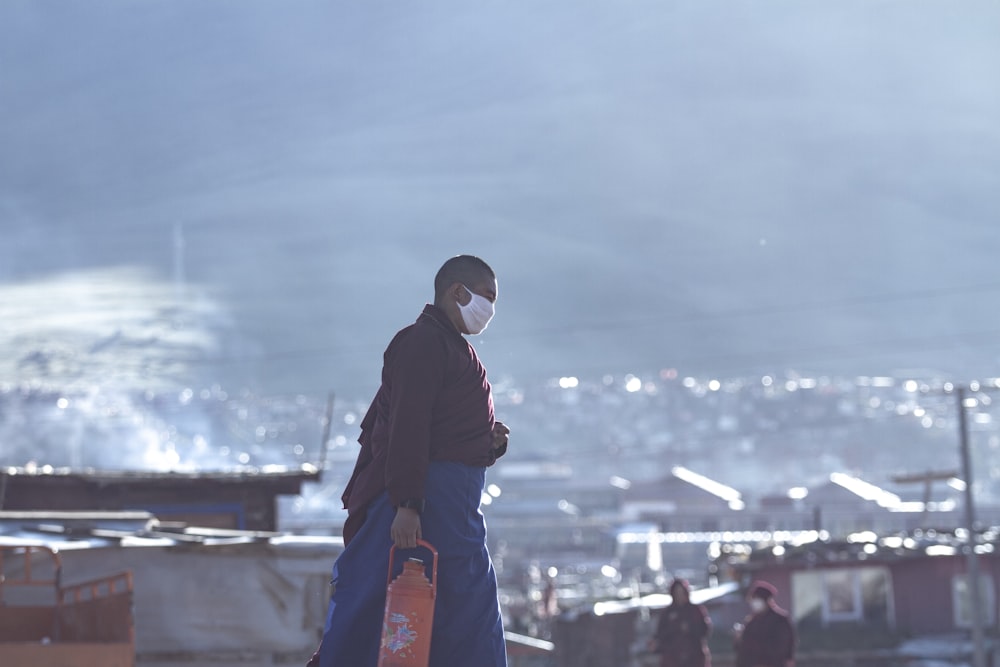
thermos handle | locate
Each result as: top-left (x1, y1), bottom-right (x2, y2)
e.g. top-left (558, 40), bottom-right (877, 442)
top-left (386, 538), bottom-right (438, 592)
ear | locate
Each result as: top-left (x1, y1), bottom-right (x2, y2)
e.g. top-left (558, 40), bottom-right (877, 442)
top-left (452, 282), bottom-right (470, 306)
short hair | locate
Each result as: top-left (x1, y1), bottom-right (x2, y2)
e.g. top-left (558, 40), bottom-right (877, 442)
top-left (433, 255), bottom-right (495, 299)
top-left (669, 578), bottom-right (691, 596)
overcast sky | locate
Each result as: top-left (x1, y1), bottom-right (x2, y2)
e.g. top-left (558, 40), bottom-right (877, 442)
top-left (1, 1), bottom-right (999, 398)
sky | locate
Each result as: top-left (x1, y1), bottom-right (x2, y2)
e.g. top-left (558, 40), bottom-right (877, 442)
top-left (1, 1), bottom-right (999, 400)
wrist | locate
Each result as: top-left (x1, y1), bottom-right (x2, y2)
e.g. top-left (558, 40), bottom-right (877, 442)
top-left (396, 498), bottom-right (425, 514)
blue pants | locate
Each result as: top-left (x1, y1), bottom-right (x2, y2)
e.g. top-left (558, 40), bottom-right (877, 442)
top-left (318, 462), bottom-right (507, 667)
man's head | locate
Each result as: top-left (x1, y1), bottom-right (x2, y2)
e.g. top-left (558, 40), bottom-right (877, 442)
top-left (747, 580), bottom-right (776, 613)
top-left (433, 255), bottom-right (497, 335)
top-left (669, 578), bottom-right (691, 605)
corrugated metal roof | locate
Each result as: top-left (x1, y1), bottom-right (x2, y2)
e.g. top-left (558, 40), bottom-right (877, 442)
top-left (0, 510), bottom-right (342, 550)
top-left (2, 463), bottom-right (319, 481)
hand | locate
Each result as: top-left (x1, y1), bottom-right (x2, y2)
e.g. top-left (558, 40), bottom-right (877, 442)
top-left (493, 421), bottom-right (510, 450)
top-left (390, 507), bottom-right (422, 548)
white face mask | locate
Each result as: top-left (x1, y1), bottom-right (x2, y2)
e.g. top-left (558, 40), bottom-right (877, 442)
top-left (458, 284), bottom-right (495, 335)
top-left (750, 598), bottom-right (768, 613)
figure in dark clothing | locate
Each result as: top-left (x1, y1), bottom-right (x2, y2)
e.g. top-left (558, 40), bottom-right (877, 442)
top-left (733, 580), bottom-right (795, 667)
top-left (308, 255), bottom-right (510, 667)
top-left (650, 578), bottom-right (711, 667)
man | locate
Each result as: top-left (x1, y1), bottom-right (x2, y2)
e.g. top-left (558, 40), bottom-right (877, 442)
top-left (733, 580), bottom-right (795, 667)
top-left (649, 578), bottom-right (711, 667)
top-left (314, 255), bottom-right (510, 667)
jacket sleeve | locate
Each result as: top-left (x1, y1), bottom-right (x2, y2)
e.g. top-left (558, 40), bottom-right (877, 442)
top-left (491, 419), bottom-right (509, 462)
top-left (383, 329), bottom-right (446, 506)
top-left (697, 605), bottom-right (711, 640)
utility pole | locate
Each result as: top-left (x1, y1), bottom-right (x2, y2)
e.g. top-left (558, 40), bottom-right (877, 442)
top-left (956, 385), bottom-right (986, 667)
top-left (318, 392), bottom-right (336, 479)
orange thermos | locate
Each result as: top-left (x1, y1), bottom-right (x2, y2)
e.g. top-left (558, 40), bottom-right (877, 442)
top-left (377, 539), bottom-right (438, 667)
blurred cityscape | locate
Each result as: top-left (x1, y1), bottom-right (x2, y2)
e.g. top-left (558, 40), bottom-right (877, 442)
top-left (5, 367), bottom-right (999, 628)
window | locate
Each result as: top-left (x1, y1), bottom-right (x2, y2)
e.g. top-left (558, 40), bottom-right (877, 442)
top-left (953, 573), bottom-right (996, 628)
top-left (822, 570), bottom-right (863, 622)
top-left (792, 566), bottom-right (893, 628)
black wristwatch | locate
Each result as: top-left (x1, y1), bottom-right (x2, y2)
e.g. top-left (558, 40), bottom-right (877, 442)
top-left (397, 498), bottom-right (425, 513)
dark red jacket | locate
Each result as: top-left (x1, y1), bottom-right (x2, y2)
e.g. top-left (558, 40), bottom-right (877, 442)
top-left (340, 304), bottom-right (505, 544)
top-left (736, 606), bottom-right (795, 667)
top-left (655, 602), bottom-right (711, 667)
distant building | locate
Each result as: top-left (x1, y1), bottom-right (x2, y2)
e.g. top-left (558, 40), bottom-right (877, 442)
top-left (486, 460), bottom-right (621, 583)
top-left (613, 466), bottom-right (999, 587)
top-left (0, 465), bottom-right (319, 531)
top-left (0, 510), bottom-right (342, 666)
top-left (727, 531), bottom-right (999, 638)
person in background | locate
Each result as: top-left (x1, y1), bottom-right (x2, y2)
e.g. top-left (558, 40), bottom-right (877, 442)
top-left (649, 578), bottom-right (711, 667)
top-left (733, 580), bottom-right (795, 667)
top-left (311, 254), bottom-right (509, 667)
